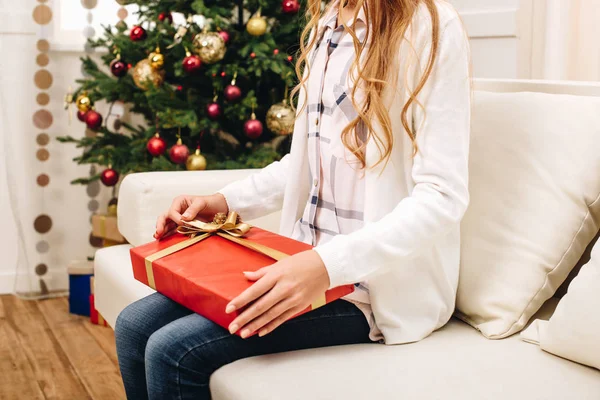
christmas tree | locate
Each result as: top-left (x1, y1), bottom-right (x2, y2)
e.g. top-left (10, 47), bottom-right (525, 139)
top-left (59, 0), bottom-right (303, 186)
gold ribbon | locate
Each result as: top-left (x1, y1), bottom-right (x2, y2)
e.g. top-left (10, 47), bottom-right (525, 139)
top-left (143, 212), bottom-right (326, 310)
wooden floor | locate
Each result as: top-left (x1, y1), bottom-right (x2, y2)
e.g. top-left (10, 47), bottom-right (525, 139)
top-left (0, 295), bottom-right (126, 400)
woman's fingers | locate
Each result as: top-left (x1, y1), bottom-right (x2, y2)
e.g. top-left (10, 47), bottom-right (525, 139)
top-left (240, 298), bottom-right (296, 338)
top-left (243, 267), bottom-right (269, 282)
top-left (228, 284), bottom-right (286, 337)
top-left (155, 213), bottom-right (168, 237)
top-left (182, 197), bottom-right (208, 221)
top-left (226, 267), bottom-right (276, 314)
top-left (258, 306), bottom-right (304, 337)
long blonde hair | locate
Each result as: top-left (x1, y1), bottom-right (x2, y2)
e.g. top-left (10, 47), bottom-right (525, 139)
top-left (291, 0), bottom-right (441, 168)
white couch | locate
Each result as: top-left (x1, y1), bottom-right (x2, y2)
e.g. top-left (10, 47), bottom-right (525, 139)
top-left (95, 79), bottom-right (600, 399)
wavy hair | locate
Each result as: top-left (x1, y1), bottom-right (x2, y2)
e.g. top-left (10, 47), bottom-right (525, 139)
top-left (291, 0), bottom-right (441, 168)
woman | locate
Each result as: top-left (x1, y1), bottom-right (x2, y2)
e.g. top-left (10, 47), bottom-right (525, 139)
top-left (116, 0), bottom-right (471, 398)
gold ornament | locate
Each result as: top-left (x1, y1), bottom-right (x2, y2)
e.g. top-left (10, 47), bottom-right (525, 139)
top-left (132, 59), bottom-right (165, 90)
top-left (148, 47), bottom-right (165, 69)
top-left (266, 101), bottom-right (295, 135)
top-left (107, 204), bottom-right (118, 216)
top-left (192, 31), bottom-right (226, 64)
top-left (76, 92), bottom-right (92, 112)
top-left (186, 148), bottom-right (207, 171)
top-left (246, 12), bottom-right (267, 36)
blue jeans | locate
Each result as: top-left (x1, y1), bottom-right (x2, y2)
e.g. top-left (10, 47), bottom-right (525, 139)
top-left (115, 292), bottom-right (372, 400)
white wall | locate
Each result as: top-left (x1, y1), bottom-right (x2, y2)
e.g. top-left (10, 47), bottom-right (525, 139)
top-left (449, 0), bottom-right (522, 79)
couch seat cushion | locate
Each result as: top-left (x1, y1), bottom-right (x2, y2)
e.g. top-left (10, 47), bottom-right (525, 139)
top-left (211, 300), bottom-right (600, 400)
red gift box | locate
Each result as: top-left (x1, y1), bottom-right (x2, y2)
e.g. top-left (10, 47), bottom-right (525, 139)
top-left (130, 213), bottom-right (354, 336)
top-left (89, 294), bottom-right (109, 327)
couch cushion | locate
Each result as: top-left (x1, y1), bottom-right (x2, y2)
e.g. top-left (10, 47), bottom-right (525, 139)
top-left (94, 244), bottom-right (154, 328)
top-left (210, 299), bottom-right (600, 400)
top-left (456, 90), bottom-right (600, 339)
top-left (523, 239), bottom-right (600, 370)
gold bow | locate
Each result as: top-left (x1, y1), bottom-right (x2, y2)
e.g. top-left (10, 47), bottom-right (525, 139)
top-left (177, 211), bottom-right (251, 238)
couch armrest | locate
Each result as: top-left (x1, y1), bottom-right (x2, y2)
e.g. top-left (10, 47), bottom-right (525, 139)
top-left (117, 170), bottom-right (282, 246)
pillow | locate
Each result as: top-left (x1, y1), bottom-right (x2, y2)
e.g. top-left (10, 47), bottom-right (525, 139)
top-left (456, 90), bottom-right (600, 339)
top-left (521, 239), bottom-right (600, 370)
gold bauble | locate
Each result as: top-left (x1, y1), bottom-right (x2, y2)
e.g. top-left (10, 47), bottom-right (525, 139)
top-left (76, 93), bottom-right (92, 112)
top-left (266, 101), bottom-right (295, 135)
top-left (107, 204), bottom-right (118, 216)
top-left (132, 59), bottom-right (165, 90)
top-left (192, 32), bottom-right (226, 64)
top-left (246, 15), bottom-right (267, 36)
top-left (186, 149), bottom-right (207, 171)
top-left (148, 50), bottom-right (165, 69)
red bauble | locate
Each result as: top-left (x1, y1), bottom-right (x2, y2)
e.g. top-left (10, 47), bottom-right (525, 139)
top-left (244, 116), bottom-right (264, 139)
top-left (282, 0), bottom-right (300, 14)
top-left (206, 103), bottom-right (222, 120)
top-left (77, 110), bottom-right (88, 122)
top-left (110, 59), bottom-right (128, 77)
top-left (169, 139), bottom-right (190, 164)
top-left (158, 12), bottom-right (173, 23)
top-left (85, 110), bottom-right (103, 130)
top-left (100, 168), bottom-right (119, 187)
top-left (147, 134), bottom-right (167, 157)
top-left (250, 52), bottom-right (256, 59)
top-left (218, 30), bottom-right (230, 44)
top-left (224, 84), bottom-right (242, 102)
top-left (182, 54), bottom-right (202, 74)
top-left (273, 49), bottom-right (279, 55)
top-left (130, 25), bottom-right (147, 41)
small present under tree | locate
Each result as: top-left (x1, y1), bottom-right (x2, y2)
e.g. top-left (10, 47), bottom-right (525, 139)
top-left (59, 0), bottom-right (303, 186)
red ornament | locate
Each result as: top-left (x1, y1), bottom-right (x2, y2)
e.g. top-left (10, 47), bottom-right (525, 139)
top-left (282, 0), bottom-right (300, 14)
top-left (224, 84), bottom-right (242, 102)
top-left (100, 168), bottom-right (119, 187)
top-left (130, 25), bottom-right (147, 41)
top-left (220, 71), bottom-right (226, 77)
top-left (244, 113), bottom-right (263, 139)
top-left (158, 12), bottom-right (173, 23)
top-left (218, 30), bottom-right (230, 44)
top-left (77, 110), bottom-right (88, 122)
top-left (273, 49), bottom-right (279, 55)
top-left (206, 103), bottom-right (222, 120)
top-left (169, 138), bottom-right (189, 164)
top-left (110, 59), bottom-right (128, 77)
top-left (250, 52), bottom-right (256, 59)
top-left (287, 55), bottom-right (293, 62)
top-left (147, 133), bottom-right (166, 157)
top-left (127, 63), bottom-right (132, 69)
top-left (182, 53), bottom-right (202, 74)
top-left (176, 85), bottom-right (183, 91)
top-left (85, 110), bottom-right (103, 130)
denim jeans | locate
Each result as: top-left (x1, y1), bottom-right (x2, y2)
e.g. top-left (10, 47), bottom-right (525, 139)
top-left (115, 292), bottom-right (372, 400)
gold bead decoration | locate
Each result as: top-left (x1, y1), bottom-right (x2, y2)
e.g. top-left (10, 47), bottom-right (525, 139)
top-left (75, 93), bottom-right (92, 112)
top-left (148, 47), bottom-right (165, 69)
top-left (246, 13), bottom-right (267, 36)
top-left (186, 148), bottom-right (207, 171)
top-left (192, 32), bottom-right (226, 64)
top-left (266, 101), bottom-right (295, 135)
top-left (132, 59), bottom-right (165, 90)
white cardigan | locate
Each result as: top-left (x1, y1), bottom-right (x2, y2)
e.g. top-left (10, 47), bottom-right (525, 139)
top-left (219, 1), bottom-right (471, 344)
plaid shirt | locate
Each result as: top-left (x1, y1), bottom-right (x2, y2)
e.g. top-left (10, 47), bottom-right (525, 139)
top-left (290, 3), bottom-right (373, 320)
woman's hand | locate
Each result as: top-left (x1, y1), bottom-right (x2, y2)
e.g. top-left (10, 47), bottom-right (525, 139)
top-left (154, 193), bottom-right (228, 239)
top-left (226, 250), bottom-right (331, 338)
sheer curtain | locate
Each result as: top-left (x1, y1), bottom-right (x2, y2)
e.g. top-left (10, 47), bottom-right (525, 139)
top-left (530, 0), bottom-right (600, 81)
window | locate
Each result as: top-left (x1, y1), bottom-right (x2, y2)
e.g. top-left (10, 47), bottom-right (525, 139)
top-left (53, 0), bottom-right (139, 51)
